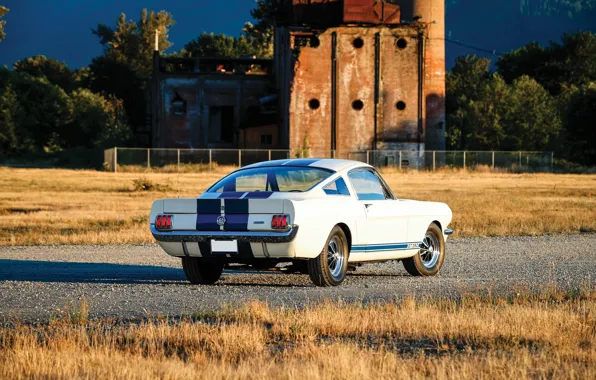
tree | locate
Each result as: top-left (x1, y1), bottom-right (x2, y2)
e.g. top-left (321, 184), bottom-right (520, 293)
top-left (67, 89), bottom-right (132, 149)
top-left (497, 31), bottom-right (596, 94)
top-left (182, 33), bottom-right (259, 58)
top-left (559, 83), bottom-right (596, 165)
top-left (0, 6), bottom-right (7, 42)
top-left (93, 9), bottom-right (175, 78)
top-left (446, 55), bottom-right (561, 151)
top-left (8, 72), bottom-right (73, 152)
top-left (243, 0), bottom-right (277, 58)
top-left (90, 9), bottom-right (174, 144)
top-left (500, 76), bottom-right (561, 151)
top-left (13, 56), bottom-right (87, 92)
top-left (0, 85), bottom-right (19, 153)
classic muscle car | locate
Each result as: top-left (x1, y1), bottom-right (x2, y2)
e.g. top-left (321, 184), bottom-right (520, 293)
top-left (150, 159), bottom-right (453, 287)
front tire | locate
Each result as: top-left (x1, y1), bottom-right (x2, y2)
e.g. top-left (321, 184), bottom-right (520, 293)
top-left (307, 226), bottom-right (349, 286)
top-left (403, 223), bottom-right (445, 276)
top-left (181, 257), bottom-right (224, 285)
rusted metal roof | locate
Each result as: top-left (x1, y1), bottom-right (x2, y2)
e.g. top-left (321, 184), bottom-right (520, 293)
top-left (343, 0), bottom-right (401, 25)
top-left (279, 0), bottom-right (401, 27)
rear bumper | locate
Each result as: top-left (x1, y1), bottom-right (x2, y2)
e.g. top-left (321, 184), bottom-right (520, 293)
top-left (150, 225), bottom-right (299, 244)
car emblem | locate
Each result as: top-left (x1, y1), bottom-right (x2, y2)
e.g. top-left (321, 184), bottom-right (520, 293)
top-left (216, 216), bottom-right (226, 226)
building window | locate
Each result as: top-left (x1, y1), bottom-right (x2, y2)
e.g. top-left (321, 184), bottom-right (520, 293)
top-left (261, 134), bottom-right (273, 145)
top-left (353, 37), bottom-right (364, 49)
top-left (172, 93), bottom-right (187, 116)
top-left (208, 106), bottom-right (234, 144)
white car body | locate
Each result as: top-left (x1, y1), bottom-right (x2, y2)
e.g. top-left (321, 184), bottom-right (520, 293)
top-left (150, 159), bottom-right (453, 264)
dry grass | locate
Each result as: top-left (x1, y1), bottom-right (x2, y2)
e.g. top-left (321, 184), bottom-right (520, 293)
top-left (1, 287), bottom-right (594, 379)
top-left (0, 167), bottom-right (594, 246)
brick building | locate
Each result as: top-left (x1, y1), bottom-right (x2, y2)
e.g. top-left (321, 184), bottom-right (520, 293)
top-left (150, 0), bottom-right (446, 159)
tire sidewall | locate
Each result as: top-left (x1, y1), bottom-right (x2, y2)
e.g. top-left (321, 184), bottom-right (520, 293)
top-left (321, 226), bottom-right (349, 285)
top-left (412, 223), bottom-right (445, 276)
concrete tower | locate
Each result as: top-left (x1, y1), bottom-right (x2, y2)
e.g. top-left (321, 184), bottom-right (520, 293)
top-left (412, 0), bottom-right (446, 150)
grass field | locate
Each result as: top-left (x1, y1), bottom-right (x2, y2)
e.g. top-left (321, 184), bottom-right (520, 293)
top-left (1, 287), bottom-right (594, 379)
top-left (0, 167), bottom-right (595, 246)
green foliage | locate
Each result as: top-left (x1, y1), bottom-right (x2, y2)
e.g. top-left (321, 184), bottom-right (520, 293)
top-left (182, 33), bottom-right (260, 58)
top-left (0, 85), bottom-right (18, 153)
top-left (558, 83), bottom-right (596, 165)
top-left (90, 9), bottom-right (174, 138)
top-left (243, 0), bottom-right (277, 58)
top-left (93, 9), bottom-right (175, 78)
top-left (8, 72), bottom-right (73, 152)
top-left (13, 55), bottom-right (89, 92)
top-left (497, 32), bottom-right (596, 94)
top-left (67, 89), bottom-right (132, 149)
top-left (446, 55), bottom-right (561, 152)
top-left (0, 6), bottom-right (7, 42)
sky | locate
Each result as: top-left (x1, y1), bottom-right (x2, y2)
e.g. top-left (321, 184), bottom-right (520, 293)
top-left (0, 0), bottom-right (255, 68)
top-left (1, 1), bottom-right (595, 70)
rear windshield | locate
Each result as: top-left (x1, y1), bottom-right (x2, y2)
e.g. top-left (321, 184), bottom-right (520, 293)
top-left (207, 166), bottom-right (333, 193)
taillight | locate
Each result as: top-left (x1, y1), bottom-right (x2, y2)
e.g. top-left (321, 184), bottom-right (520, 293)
top-left (271, 214), bottom-right (289, 229)
top-left (155, 214), bottom-right (173, 230)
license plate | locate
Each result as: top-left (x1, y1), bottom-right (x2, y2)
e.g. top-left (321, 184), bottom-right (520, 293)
top-left (211, 240), bottom-right (238, 254)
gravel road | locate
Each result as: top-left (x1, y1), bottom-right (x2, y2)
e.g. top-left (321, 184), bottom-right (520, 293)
top-left (1, 235), bottom-right (594, 322)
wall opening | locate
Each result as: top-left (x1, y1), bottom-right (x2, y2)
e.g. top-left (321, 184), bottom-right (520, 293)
top-left (396, 101), bottom-right (406, 111)
top-left (208, 106), bottom-right (234, 144)
top-left (353, 37), bottom-right (364, 49)
top-left (352, 100), bottom-right (364, 111)
top-left (260, 134), bottom-right (273, 145)
top-left (309, 98), bottom-right (320, 110)
top-left (396, 38), bottom-right (408, 49)
top-left (310, 36), bottom-right (320, 48)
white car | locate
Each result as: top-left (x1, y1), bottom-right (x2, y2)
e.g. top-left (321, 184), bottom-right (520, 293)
top-left (150, 159), bottom-right (453, 287)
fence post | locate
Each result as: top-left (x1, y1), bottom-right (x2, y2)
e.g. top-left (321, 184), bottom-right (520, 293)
top-left (551, 152), bottom-right (554, 172)
top-left (177, 149), bottom-right (180, 172)
top-left (113, 147), bottom-right (118, 173)
top-left (366, 150), bottom-right (370, 165)
top-left (268, 150), bottom-right (271, 161)
top-left (238, 150), bottom-right (242, 167)
top-left (463, 151), bottom-right (466, 170)
top-left (147, 149), bottom-right (151, 169)
top-left (492, 151), bottom-right (495, 170)
top-left (399, 151), bottom-right (402, 170)
top-left (209, 149), bottom-right (212, 171)
top-left (432, 151), bottom-right (436, 171)
top-left (519, 151), bottom-right (522, 168)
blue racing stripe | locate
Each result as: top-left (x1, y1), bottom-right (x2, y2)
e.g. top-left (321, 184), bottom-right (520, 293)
top-left (225, 199), bottom-right (249, 214)
top-left (351, 242), bottom-right (421, 252)
top-left (284, 159), bottom-right (320, 166)
top-left (217, 192), bottom-right (246, 199)
top-left (196, 214), bottom-right (220, 231)
top-left (197, 199), bottom-right (221, 214)
top-left (223, 214), bottom-right (249, 231)
top-left (243, 191), bottom-right (274, 199)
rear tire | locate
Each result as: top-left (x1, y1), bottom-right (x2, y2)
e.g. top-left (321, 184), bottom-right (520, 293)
top-left (181, 257), bottom-right (224, 285)
top-left (403, 223), bottom-right (445, 276)
top-left (307, 226), bottom-right (349, 286)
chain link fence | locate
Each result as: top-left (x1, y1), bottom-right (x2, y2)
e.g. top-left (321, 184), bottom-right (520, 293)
top-left (104, 148), bottom-right (554, 173)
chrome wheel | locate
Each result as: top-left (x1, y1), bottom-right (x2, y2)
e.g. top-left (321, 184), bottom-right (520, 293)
top-left (327, 236), bottom-right (345, 280)
top-left (419, 232), bottom-right (440, 269)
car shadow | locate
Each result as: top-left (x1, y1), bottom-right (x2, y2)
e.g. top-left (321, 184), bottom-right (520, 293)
top-left (0, 259), bottom-right (186, 285)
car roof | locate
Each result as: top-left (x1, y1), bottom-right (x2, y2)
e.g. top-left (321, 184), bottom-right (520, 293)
top-left (243, 158), bottom-right (370, 172)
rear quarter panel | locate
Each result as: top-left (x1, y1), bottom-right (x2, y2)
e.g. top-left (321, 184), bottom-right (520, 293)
top-left (289, 197), bottom-right (361, 259)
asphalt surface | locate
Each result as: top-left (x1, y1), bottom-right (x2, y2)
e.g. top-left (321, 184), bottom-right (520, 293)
top-left (0, 234), bottom-right (594, 322)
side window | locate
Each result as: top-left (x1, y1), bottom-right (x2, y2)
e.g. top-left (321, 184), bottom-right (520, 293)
top-left (348, 170), bottom-right (390, 201)
top-left (323, 178), bottom-right (351, 196)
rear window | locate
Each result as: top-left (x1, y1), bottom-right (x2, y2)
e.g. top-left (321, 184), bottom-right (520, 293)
top-left (207, 166), bottom-right (333, 193)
